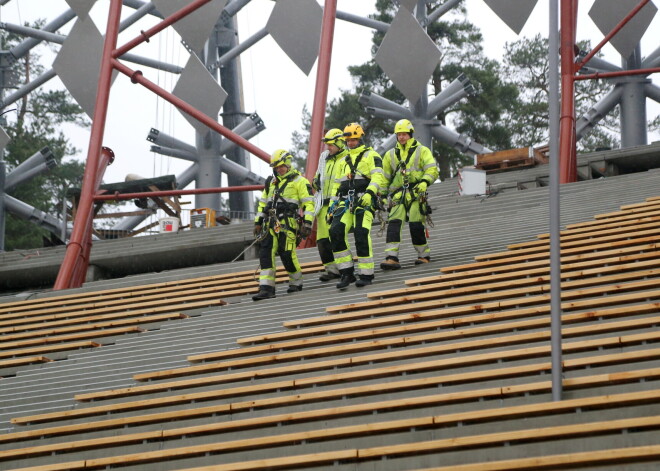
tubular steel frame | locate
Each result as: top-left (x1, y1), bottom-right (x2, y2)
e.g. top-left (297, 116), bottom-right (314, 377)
top-left (55, 0), bottom-right (658, 291)
top-left (559, 0), bottom-right (656, 183)
top-left (55, 0), bottom-right (339, 289)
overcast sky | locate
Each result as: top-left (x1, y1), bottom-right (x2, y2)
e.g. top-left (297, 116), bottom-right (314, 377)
top-left (1, 0), bottom-right (658, 202)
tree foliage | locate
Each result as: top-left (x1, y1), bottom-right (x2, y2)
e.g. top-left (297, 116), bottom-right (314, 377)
top-left (291, 0), bottom-right (520, 180)
top-left (2, 25), bottom-right (87, 251)
top-left (502, 34), bottom-right (621, 152)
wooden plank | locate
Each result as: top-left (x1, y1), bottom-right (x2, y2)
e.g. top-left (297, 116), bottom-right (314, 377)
top-left (482, 224), bottom-right (660, 259)
top-left (568, 208), bottom-right (660, 229)
top-left (0, 356), bottom-right (52, 368)
top-left (17, 406), bottom-right (660, 471)
top-left (442, 235), bottom-right (659, 273)
top-left (10, 363), bottom-right (660, 445)
top-left (595, 201), bottom-right (660, 219)
top-left (413, 445), bottom-right (660, 471)
top-left (404, 249), bottom-right (660, 290)
top-left (0, 298), bottom-right (226, 329)
top-left (39, 330), bottom-right (658, 424)
top-left (277, 281), bottom-right (660, 335)
top-left (374, 257), bottom-right (660, 300)
top-left (5, 388), bottom-right (660, 460)
top-left (329, 268), bottom-right (660, 314)
top-left (534, 214), bottom-right (660, 241)
top-left (437, 243), bottom-right (659, 280)
top-left (362, 416), bottom-right (660, 458)
top-left (0, 326), bottom-right (144, 350)
top-left (0, 341), bottom-right (101, 359)
top-left (0, 313), bottom-right (187, 341)
top-left (0, 260), bottom-right (322, 314)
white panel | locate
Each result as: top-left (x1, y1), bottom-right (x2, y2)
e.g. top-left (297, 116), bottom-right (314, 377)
top-left (154, 0), bottom-right (227, 53)
top-left (65, 0), bottom-right (96, 18)
top-left (52, 16), bottom-right (117, 118)
top-left (266, 0), bottom-right (322, 75)
top-left (482, 0), bottom-right (539, 35)
top-left (172, 54), bottom-right (227, 133)
top-left (400, 0), bottom-right (417, 12)
top-left (589, 0), bottom-right (657, 59)
top-left (375, 9), bottom-right (441, 104)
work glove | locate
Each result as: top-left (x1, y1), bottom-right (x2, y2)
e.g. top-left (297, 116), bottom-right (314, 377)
top-left (253, 224), bottom-right (262, 237)
top-left (358, 190), bottom-right (374, 208)
top-left (416, 181), bottom-right (428, 195)
top-left (300, 221), bottom-right (313, 238)
top-left (312, 176), bottom-right (321, 191)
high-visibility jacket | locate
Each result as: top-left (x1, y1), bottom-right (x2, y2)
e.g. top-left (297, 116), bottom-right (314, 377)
top-left (331, 144), bottom-right (386, 200)
top-left (255, 168), bottom-right (314, 227)
top-left (382, 138), bottom-right (438, 194)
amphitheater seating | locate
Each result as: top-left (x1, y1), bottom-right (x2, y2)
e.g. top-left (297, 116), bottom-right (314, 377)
top-left (0, 194), bottom-right (658, 470)
top-left (0, 261), bottom-right (323, 375)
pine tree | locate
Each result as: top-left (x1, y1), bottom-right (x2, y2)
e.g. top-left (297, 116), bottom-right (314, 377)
top-left (1, 24), bottom-right (87, 250)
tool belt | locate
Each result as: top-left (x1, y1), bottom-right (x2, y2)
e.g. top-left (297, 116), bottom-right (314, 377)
top-left (338, 178), bottom-right (369, 197)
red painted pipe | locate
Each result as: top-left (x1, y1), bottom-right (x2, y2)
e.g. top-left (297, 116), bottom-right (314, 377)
top-left (71, 147), bottom-right (115, 286)
top-left (301, 0), bottom-right (338, 250)
top-left (305, 0), bottom-right (338, 182)
top-left (114, 0), bottom-right (212, 58)
top-left (112, 59), bottom-right (272, 164)
top-left (54, 1), bottom-right (123, 290)
top-left (558, 0), bottom-right (578, 184)
top-left (94, 185), bottom-right (265, 201)
top-left (576, 66), bottom-right (660, 81)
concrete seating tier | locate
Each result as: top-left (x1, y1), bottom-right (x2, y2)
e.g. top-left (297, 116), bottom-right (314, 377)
top-left (0, 169), bottom-right (659, 470)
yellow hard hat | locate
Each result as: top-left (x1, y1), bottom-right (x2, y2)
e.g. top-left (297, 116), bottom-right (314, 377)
top-left (269, 149), bottom-right (293, 168)
top-left (343, 122), bottom-right (365, 140)
top-left (394, 119), bottom-right (414, 135)
top-left (322, 128), bottom-right (345, 147)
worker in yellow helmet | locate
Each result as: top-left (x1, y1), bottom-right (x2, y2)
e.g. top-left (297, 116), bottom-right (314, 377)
top-left (329, 122), bottom-right (386, 289)
top-left (380, 119), bottom-right (439, 270)
top-left (312, 129), bottom-right (348, 281)
top-left (252, 149), bottom-right (315, 301)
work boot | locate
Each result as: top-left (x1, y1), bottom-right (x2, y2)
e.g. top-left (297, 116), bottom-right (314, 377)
top-left (336, 273), bottom-right (356, 289)
top-left (380, 257), bottom-right (401, 270)
top-left (252, 285), bottom-right (276, 301)
top-left (355, 276), bottom-right (373, 288)
top-left (287, 285), bottom-right (303, 293)
top-left (319, 271), bottom-right (341, 282)
top-left (414, 257), bottom-right (431, 265)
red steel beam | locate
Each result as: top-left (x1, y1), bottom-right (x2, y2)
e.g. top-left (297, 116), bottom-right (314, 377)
top-left (112, 59), bottom-right (271, 164)
top-left (114, 0), bottom-right (212, 58)
top-left (559, 0), bottom-right (578, 183)
top-left (305, 0), bottom-right (338, 182)
top-left (94, 185), bottom-right (265, 202)
top-left (70, 147), bottom-right (115, 287)
top-left (54, 0), bottom-right (123, 290)
top-left (575, 66), bottom-right (660, 80)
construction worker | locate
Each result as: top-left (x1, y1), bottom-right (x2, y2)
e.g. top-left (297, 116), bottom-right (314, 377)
top-left (252, 150), bottom-right (314, 301)
top-left (312, 129), bottom-right (348, 281)
top-left (329, 122), bottom-right (386, 289)
top-left (380, 119), bottom-right (438, 270)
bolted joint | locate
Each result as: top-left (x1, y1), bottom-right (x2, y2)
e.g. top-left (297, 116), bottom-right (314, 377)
top-left (130, 70), bottom-right (143, 84)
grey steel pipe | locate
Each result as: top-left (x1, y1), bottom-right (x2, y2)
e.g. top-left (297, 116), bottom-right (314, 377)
top-left (359, 91), bottom-right (412, 117)
top-left (548, 0), bottom-right (562, 402)
top-left (149, 145), bottom-right (198, 162)
top-left (575, 86), bottom-right (623, 140)
top-left (5, 161), bottom-right (56, 191)
top-left (10, 9), bottom-right (76, 59)
top-left (147, 128), bottom-right (198, 155)
top-left (430, 125), bottom-right (491, 156)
